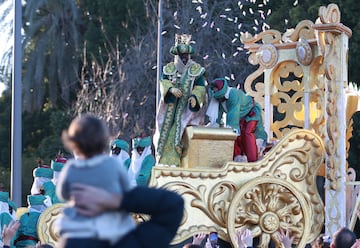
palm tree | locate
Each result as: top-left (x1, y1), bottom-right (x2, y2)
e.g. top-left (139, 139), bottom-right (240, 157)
top-left (0, 0), bottom-right (13, 87)
top-left (22, 0), bottom-right (83, 112)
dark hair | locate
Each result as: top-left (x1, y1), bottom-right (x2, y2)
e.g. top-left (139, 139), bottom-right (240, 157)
top-left (40, 245), bottom-right (54, 248)
top-left (312, 234), bottom-right (330, 248)
top-left (333, 227), bottom-right (356, 248)
top-left (62, 114), bottom-right (109, 158)
top-left (182, 244), bottom-right (201, 248)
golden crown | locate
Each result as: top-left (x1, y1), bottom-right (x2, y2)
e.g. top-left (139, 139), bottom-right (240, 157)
top-left (174, 34), bottom-right (192, 46)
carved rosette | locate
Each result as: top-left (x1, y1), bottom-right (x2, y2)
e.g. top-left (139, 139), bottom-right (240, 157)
top-left (296, 39), bottom-right (313, 65)
top-left (227, 177), bottom-right (311, 248)
top-left (257, 44), bottom-right (278, 69)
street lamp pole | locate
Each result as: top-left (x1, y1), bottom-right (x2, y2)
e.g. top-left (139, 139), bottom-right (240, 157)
top-left (156, 0), bottom-right (163, 113)
top-left (11, 0), bottom-right (22, 206)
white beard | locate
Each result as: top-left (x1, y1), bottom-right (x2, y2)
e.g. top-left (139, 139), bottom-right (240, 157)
top-left (174, 55), bottom-right (192, 73)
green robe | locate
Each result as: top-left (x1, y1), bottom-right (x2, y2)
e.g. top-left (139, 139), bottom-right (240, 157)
top-left (155, 61), bottom-right (206, 166)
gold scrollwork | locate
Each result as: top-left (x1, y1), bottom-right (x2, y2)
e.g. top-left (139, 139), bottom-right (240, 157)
top-left (241, 30), bottom-right (282, 46)
top-left (318, 3), bottom-right (341, 24)
top-left (283, 20), bottom-right (316, 42)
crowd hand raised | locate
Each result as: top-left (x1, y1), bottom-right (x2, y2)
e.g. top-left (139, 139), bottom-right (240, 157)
top-left (70, 183), bottom-right (122, 217)
top-left (189, 96), bottom-right (197, 108)
top-left (169, 87), bottom-right (182, 98)
top-left (2, 220), bottom-right (20, 246)
top-left (278, 229), bottom-right (294, 248)
top-left (351, 239), bottom-right (360, 248)
top-left (204, 237), bottom-right (213, 248)
top-left (192, 232), bottom-right (207, 245)
top-left (236, 229), bottom-right (253, 248)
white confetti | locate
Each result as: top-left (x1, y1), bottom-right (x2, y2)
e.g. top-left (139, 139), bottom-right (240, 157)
top-left (225, 8), bottom-right (232, 12)
top-left (262, 23), bottom-right (270, 31)
top-left (202, 22), bottom-right (208, 27)
top-left (152, 65), bottom-right (157, 70)
top-left (203, 54), bottom-right (209, 60)
top-left (293, 0), bottom-right (298, 6)
top-left (254, 19), bottom-right (259, 26)
top-left (161, 31), bottom-right (167, 35)
top-left (238, 23), bottom-right (242, 29)
top-left (198, 0), bottom-right (203, 3)
top-left (242, 11), bottom-right (246, 16)
top-left (220, 14), bottom-right (227, 18)
top-left (231, 74), bottom-right (235, 80)
top-left (237, 47), bottom-right (244, 51)
top-left (227, 18), bottom-right (233, 22)
top-left (189, 18), bottom-right (194, 24)
top-left (173, 11), bottom-right (177, 17)
top-left (284, 19), bottom-right (288, 25)
top-left (253, 26), bottom-right (258, 31)
top-left (174, 24), bottom-right (180, 29)
top-left (232, 38), bottom-right (237, 43)
top-left (196, 6), bottom-right (202, 14)
top-left (234, 17), bottom-right (238, 23)
top-left (210, 21), bottom-right (215, 28)
top-left (201, 13), bottom-right (207, 19)
top-left (267, 9), bottom-right (271, 15)
top-left (225, 76), bottom-right (230, 81)
top-left (222, 53), bottom-right (226, 59)
top-left (192, 0), bottom-right (198, 3)
top-left (249, 8), bottom-right (254, 14)
top-left (233, 52), bottom-right (239, 57)
top-left (216, 27), bottom-right (221, 32)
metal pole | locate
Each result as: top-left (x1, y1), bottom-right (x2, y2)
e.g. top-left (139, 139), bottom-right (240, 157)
top-left (156, 0), bottom-right (163, 113)
top-left (11, 0), bottom-right (22, 206)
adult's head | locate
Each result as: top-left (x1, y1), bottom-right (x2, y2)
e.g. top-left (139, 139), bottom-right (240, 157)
top-left (132, 135), bottom-right (152, 156)
top-left (110, 139), bottom-right (130, 156)
top-left (170, 34), bottom-right (194, 65)
top-left (210, 78), bottom-right (229, 100)
top-left (331, 227), bottom-right (356, 248)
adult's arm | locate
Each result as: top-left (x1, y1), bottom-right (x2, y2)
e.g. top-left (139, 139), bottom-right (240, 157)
top-left (70, 183), bottom-right (184, 248)
top-left (115, 186), bottom-right (184, 248)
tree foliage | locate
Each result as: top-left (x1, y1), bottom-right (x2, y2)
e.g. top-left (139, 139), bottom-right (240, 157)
top-left (22, 0), bottom-right (83, 112)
